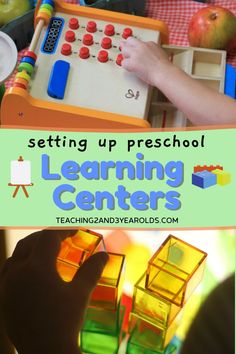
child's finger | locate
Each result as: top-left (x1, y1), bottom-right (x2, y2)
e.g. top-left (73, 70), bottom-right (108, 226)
top-left (122, 58), bottom-right (134, 72)
top-left (126, 36), bottom-right (140, 46)
top-left (120, 46), bottom-right (131, 58)
top-left (30, 232), bottom-right (61, 266)
top-left (0, 257), bottom-right (13, 277)
top-left (72, 252), bottom-right (108, 297)
top-left (120, 37), bottom-right (139, 50)
top-left (29, 230), bottom-right (76, 266)
top-left (11, 229), bottom-right (76, 262)
top-left (119, 39), bottom-right (126, 49)
top-left (11, 232), bottom-right (41, 261)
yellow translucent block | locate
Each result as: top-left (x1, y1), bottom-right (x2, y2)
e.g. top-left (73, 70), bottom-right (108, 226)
top-left (128, 312), bottom-right (180, 352)
top-left (133, 273), bottom-right (181, 327)
top-left (146, 235), bottom-right (207, 307)
top-left (57, 228), bottom-right (105, 282)
top-left (90, 252), bottom-right (125, 310)
top-left (212, 169), bottom-right (231, 185)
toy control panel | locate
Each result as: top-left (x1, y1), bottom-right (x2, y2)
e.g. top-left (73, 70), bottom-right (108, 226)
top-left (1, 1), bottom-right (227, 130)
top-left (1, 1), bottom-right (168, 129)
top-left (31, 13), bottom-right (160, 120)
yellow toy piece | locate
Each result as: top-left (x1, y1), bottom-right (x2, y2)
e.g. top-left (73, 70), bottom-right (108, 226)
top-left (90, 252), bottom-right (125, 310)
top-left (212, 169), bottom-right (231, 186)
top-left (145, 235), bottom-right (207, 307)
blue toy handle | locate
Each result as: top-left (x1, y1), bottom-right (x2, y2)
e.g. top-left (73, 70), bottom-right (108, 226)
top-left (224, 64), bottom-right (236, 99)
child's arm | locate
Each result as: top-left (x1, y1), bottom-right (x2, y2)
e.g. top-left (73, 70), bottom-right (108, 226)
top-left (121, 38), bottom-right (236, 126)
top-left (0, 230), bottom-right (108, 354)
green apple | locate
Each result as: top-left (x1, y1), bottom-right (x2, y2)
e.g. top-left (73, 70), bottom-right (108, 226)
top-left (0, 0), bottom-right (30, 26)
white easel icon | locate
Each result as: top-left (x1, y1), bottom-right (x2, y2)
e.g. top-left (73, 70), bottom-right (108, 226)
top-left (8, 156), bottom-right (34, 198)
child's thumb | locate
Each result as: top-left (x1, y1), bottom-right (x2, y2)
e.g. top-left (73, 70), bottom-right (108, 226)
top-left (72, 252), bottom-right (108, 298)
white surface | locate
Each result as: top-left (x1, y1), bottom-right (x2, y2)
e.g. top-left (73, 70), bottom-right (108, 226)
top-left (10, 160), bottom-right (31, 185)
top-left (29, 12), bottom-right (160, 119)
top-left (0, 31), bottom-right (18, 83)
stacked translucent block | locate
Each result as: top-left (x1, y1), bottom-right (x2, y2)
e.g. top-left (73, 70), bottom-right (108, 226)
top-left (57, 228), bottom-right (106, 281)
top-left (80, 252), bottom-right (126, 354)
top-left (128, 235), bottom-right (207, 353)
top-left (146, 235), bottom-right (207, 306)
top-left (56, 229), bottom-right (126, 353)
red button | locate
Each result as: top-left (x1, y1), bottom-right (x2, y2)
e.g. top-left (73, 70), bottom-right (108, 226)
top-left (69, 18), bottom-right (79, 30)
top-left (83, 34), bottom-right (93, 46)
top-left (65, 30), bottom-right (76, 42)
top-left (98, 50), bottom-right (108, 63)
top-left (79, 47), bottom-right (90, 59)
top-left (101, 37), bottom-right (112, 49)
top-left (116, 53), bottom-right (123, 66)
top-left (24, 50), bottom-right (37, 61)
top-left (61, 43), bottom-right (72, 56)
top-left (104, 24), bottom-right (115, 36)
top-left (86, 21), bottom-right (97, 33)
top-left (122, 27), bottom-right (133, 39)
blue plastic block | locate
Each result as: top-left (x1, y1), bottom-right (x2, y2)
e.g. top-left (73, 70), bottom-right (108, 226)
top-left (192, 170), bottom-right (217, 189)
top-left (47, 60), bottom-right (70, 99)
top-left (224, 64), bottom-right (236, 99)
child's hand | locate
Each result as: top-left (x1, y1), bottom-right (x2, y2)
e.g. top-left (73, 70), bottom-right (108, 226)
top-left (0, 230), bottom-right (108, 354)
top-left (120, 37), bottom-right (171, 86)
top-left (121, 37), bottom-right (236, 126)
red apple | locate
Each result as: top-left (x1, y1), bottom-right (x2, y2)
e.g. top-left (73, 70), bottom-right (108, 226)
top-left (188, 6), bottom-right (236, 53)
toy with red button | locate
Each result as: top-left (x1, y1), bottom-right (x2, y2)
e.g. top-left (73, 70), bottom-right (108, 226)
top-left (1, 0), bottom-right (169, 130)
top-left (61, 19), bottom-right (138, 67)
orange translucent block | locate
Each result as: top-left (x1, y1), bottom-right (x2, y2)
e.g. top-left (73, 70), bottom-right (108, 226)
top-left (57, 228), bottom-right (105, 282)
top-left (133, 273), bottom-right (181, 327)
top-left (128, 312), bottom-right (180, 352)
top-left (146, 235), bottom-right (207, 307)
top-left (90, 252), bottom-right (125, 310)
top-left (57, 260), bottom-right (78, 282)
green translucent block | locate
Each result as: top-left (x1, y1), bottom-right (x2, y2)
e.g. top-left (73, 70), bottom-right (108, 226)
top-left (83, 303), bottom-right (121, 334)
top-left (127, 337), bottom-right (177, 354)
top-left (146, 235), bottom-right (207, 306)
top-left (128, 312), bottom-right (179, 352)
top-left (80, 306), bottom-right (125, 354)
top-left (133, 273), bottom-right (181, 327)
top-left (90, 253), bottom-right (125, 310)
top-left (81, 331), bottom-right (119, 354)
